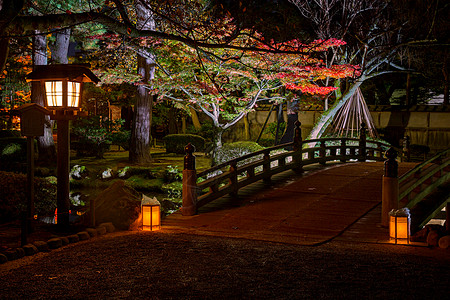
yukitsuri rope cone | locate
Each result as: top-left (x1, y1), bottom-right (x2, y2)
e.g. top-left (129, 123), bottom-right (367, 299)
top-left (330, 87), bottom-right (379, 139)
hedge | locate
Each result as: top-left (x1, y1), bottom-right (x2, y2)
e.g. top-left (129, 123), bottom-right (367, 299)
top-left (163, 134), bottom-right (206, 154)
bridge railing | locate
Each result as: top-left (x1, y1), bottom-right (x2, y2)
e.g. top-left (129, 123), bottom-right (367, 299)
top-left (381, 148), bottom-right (450, 232)
top-left (181, 122), bottom-right (391, 215)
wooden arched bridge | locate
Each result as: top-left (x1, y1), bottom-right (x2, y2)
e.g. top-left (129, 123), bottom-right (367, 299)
top-left (163, 122), bottom-right (449, 245)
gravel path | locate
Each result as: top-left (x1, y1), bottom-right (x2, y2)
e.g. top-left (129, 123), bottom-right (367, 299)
top-left (1, 231), bottom-right (449, 299)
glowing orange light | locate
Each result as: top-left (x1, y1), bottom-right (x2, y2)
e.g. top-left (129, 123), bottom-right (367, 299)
top-left (142, 195), bottom-right (161, 231)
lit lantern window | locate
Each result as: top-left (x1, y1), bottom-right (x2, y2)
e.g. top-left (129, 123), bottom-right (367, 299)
top-left (142, 195), bottom-right (161, 231)
top-left (44, 80), bottom-right (81, 108)
top-left (389, 208), bottom-right (410, 244)
top-left (45, 81), bottom-right (64, 107)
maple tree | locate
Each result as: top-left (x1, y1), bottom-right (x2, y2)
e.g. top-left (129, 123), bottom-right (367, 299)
top-left (150, 35), bottom-right (357, 155)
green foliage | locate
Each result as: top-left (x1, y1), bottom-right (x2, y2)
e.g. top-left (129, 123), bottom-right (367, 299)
top-left (72, 117), bottom-right (130, 158)
top-left (110, 129), bottom-right (131, 150)
top-left (214, 141), bottom-right (265, 166)
top-left (125, 176), bottom-right (164, 192)
top-left (164, 165), bottom-right (182, 182)
top-left (0, 171), bottom-right (56, 223)
top-left (163, 134), bottom-right (206, 154)
top-left (161, 181), bottom-right (183, 198)
top-left (187, 123), bottom-right (217, 142)
top-left (0, 137), bottom-right (31, 172)
top-left (263, 122), bottom-right (286, 139)
top-left (117, 166), bottom-right (157, 179)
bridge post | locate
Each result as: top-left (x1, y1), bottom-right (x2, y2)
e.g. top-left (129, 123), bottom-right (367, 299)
top-left (182, 143), bottom-right (197, 216)
top-left (293, 121), bottom-right (303, 173)
top-left (229, 160), bottom-right (239, 200)
top-left (358, 122), bottom-right (367, 162)
top-left (319, 141), bottom-right (326, 165)
top-left (340, 138), bottom-right (347, 162)
top-left (263, 149), bottom-right (271, 184)
top-left (381, 147), bottom-right (399, 227)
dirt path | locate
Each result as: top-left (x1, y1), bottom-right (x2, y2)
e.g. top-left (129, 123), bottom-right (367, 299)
top-left (1, 231), bottom-right (448, 299)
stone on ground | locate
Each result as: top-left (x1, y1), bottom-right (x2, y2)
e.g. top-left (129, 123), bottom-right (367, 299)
top-left (23, 244), bottom-right (38, 256)
top-left (33, 241), bottom-right (49, 252)
top-left (77, 231), bottom-right (90, 241)
top-left (94, 181), bottom-right (142, 230)
top-left (47, 238), bottom-right (63, 249)
top-left (438, 235), bottom-right (450, 249)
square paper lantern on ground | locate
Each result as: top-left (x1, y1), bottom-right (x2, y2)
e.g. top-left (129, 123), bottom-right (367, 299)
top-left (142, 195), bottom-right (161, 231)
top-left (389, 208), bottom-right (410, 244)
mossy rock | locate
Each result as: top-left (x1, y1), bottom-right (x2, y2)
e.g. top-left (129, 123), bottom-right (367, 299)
top-left (95, 181), bottom-right (141, 230)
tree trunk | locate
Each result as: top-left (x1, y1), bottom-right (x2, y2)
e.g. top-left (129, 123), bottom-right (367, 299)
top-left (51, 28), bottom-right (71, 64)
top-left (308, 78), bottom-right (364, 141)
top-left (190, 107), bottom-right (201, 130)
top-left (168, 107), bottom-right (177, 134)
top-left (32, 31), bottom-right (57, 165)
top-left (129, 0), bottom-right (156, 163)
top-left (211, 130), bottom-right (223, 166)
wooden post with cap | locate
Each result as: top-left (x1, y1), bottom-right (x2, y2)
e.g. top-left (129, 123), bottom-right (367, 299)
top-left (358, 122), bottom-right (367, 162)
top-left (293, 121), bottom-right (303, 173)
top-left (182, 143), bottom-right (197, 215)
top-left (381, 147), bottom-right (399, 227)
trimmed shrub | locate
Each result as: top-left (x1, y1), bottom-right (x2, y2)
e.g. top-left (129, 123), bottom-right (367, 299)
top-left (163, 134), bottom-right (206, 154)
top-left (0, 171), bottom-right (57, 223)
top-left (257, 138), bottom-right (275, 147)
top-left (214, 141), bottom-right (265, 166)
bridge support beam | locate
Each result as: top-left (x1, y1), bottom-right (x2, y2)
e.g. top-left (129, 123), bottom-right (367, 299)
top-left (382, 148), bottom-right (399, 227)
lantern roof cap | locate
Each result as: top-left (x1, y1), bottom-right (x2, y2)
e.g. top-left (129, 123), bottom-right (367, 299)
top-left (141, 194), bottom-right (160, 206)
top-left (26, 64), bottom-right (100, 84)
top-left (16, 103), bottom-right (51, 115)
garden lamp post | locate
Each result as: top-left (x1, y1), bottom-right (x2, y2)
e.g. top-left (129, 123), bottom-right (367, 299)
top-left (27, 64), bottom-right (100, 230)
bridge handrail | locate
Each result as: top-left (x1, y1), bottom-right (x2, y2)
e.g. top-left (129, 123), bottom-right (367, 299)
top-left (182, 122), bottom-right (394, 215)
top-left (197, 142), bottom-right (292, 178)
top-left (399, 148), bottom-right (450, 185)
top-left (398, 149), bottom-right (450, 211)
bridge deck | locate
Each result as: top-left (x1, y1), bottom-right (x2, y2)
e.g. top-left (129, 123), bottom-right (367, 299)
top-left (163, 162), bottom-right (417, 245)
